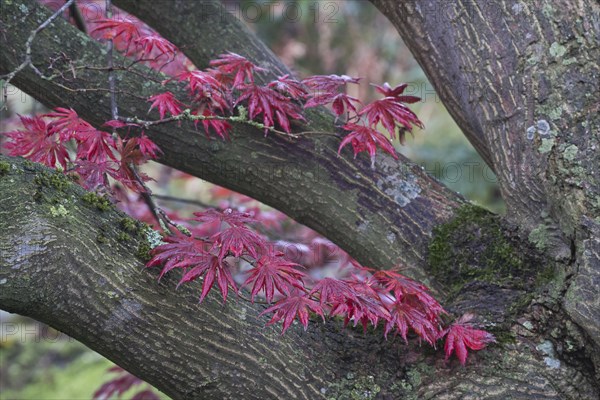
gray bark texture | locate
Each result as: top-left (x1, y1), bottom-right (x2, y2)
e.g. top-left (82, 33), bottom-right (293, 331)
top-left (1, 0), bottom-right (599, 399)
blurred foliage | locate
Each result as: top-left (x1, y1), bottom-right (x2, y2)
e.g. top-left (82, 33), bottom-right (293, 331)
top-left (0, 314), bottom-right (169, 399)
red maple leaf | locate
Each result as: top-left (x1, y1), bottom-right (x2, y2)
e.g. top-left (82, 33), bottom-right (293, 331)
top-left (243, 249), bottom-right (306, 302)
top-left (93, 366), bottom-right (156, 400)
top-left (441, 313), bottom-right (496, 365)
top-left (74, 159), bottom-right (118, 190)
top-left (305, 92), bottom-right (360, 117)
top-left (146, 234), bottom-right (208, 279)
top-left (3, 115), bottom-right (71, 169)
top-left (372, 269), bottom-right (446, 320)
top-left (372, 82), bottom-right (421, 104)
top-left (210, 225), bottom-right (266, 261)
top-left (46, 107), bottom-right (94, 141)
top-left (309, 277), bottom-right (357, 306)
top-left (193, 208), bottom-right (257, 227)
top-left (148, 92), bottom-right (184, 119)
top-left (209, 52), bottom-right (266, 88)
top-left (135, 133), bottom-right (162, 159)
top-left (178, 70), bottom-right (229, 112)
top-left (178, 253), bottom-right (238, 303)
top-left (325, 279), bottom-right (390, 332)
top-left (193, 109), bottom-right (232, 140)
top-left (338, 122), bottom-right (397, 163)
top-left (302, 75), bottom-right (361, 117)
top-left (261, 290), bottom-right (324, 334)
top-left (92, 18), bottom-right (141, 44)
top-left (359, 97), bottom-right (423, 143)
top-left (134, 35), bottom-right (178, 59)
top-left (302, 74), bottom-right (360, 92)
top-left (236, 85), bottom-right (305, 134)
top-left (384, 300), bottom-right (439, 345)
top-left (267, 74), bottom-right (308, 100)
top-left (75, 128), bottom-right (117, 162)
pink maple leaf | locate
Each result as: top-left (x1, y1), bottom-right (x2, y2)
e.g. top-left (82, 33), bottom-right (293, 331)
top-left (359, 97), bottom-right (423, 143)
top-left (261, 290), bottom-right (324, 334)
top-left (3, 115), bottom-right (71, 169)
top-left (243, 249), bottom-right (305, 303)
top-left (267, 74), bottom-right (308, 100)
top-left (91, 18), bottom-right (141, 44)
top-left (338, 122), bottom-right (397, 163)
top-left (236, 85), bottom-right (305, 134)
top-left (210, 52), bottom-right (266, 88)
top-left (148, 92), bottom-right (184, 119)
top-left (441, 313), bottom-right (496, 365)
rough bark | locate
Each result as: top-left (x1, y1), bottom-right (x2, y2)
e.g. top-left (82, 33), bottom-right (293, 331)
top-left (1, 156), bottom-right (598, 399)
top-left (0, 0), bottom-right (463, 283)
top-left (372, 0), bottom-right (600, 371)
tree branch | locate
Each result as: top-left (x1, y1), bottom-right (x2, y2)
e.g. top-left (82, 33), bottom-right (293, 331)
top-left (1, 155), bottom-right (597, 399)
top-left (0, 0), bottom-right (463, 284)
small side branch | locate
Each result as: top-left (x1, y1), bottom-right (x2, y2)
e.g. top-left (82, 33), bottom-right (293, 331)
top-left (1, 0), bottom-right (76, 108)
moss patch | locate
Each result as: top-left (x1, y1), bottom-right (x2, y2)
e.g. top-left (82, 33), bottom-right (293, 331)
top-left (0, 160), bottom-right (10, 176)
top-left (325, 373), bottom-right (382, 400)
top-left (429, 205), bottom-right (547, 300)
top-left (33, 170), bottom-right (72, 192)
top-left (81, 192), bottom-right (112, 211)
top-left (528, 224), bottom-right (549, 251)
top-left (428, 205), bottom-right (534, 289)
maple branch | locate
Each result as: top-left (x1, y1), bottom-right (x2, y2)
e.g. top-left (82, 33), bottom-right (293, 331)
top-left (105, 0), bottom-right (119, 130)
top-left (1, 155), bottom-right (597, 399)
top-left (121, 110), bottom-right (340, 140)
top-left (0, 0), bottom-right (464, 283)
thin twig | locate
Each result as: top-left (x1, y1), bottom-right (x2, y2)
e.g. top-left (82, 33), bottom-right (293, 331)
top-left (153, 194), bottom-right (215, 209)
top-left (105, 0), bottom-right (118, 131)
top-left (0, 0), bottom-right (76, 109)
top-left (121, 110), bottom-right (338, 139)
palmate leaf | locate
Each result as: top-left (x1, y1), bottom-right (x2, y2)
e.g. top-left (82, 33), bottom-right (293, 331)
top-left (243, 249), bottom-right (305, 303)
top-left (309, 277), bottom-right (357, 306)
top-left (146, 234), bottom-right (209, 279)
top-left (359, 97), bottom-right (423, 143)
top-left (211, 225), bottom-right (266, 261)
top-left (384, 300), bottom-right (439, 345)
top-left (193, 208), bottom-right (257, 227)
top-left (91, 18), bottom-right (141, 44)
top-left (267, 74), bottom-right (308, 100)
top-left (2, 115), bottom-right (71, 169)
top-left (338, 123), bottom-right (398, 163)
top-left (261, 290), bottom-right (324, 334)
top-left (302, 74), bottom-right (361, 117)
top-left (441, 313), bottom-right (496, 365)
top-left (210, 52), bottom-right (266, 88)
top-left (235, 85), bottom-right (305, 134)
top-left (148, 92), bottom-right (184, 119)
top-left (178, 253), bottom-right (238, 303)
top-left (134, 35), bottom-right (178, 59)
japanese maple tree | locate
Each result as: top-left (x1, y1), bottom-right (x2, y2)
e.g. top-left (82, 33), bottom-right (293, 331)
top-left (1, 2), bottom-right (495, 379)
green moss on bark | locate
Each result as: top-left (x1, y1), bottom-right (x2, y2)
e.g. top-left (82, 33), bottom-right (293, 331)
top-left (428, 205), bottom-right (531, 288)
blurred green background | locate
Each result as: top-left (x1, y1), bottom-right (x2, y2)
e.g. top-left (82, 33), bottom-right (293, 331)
top-left (0, 1), bottom-right (503, 399)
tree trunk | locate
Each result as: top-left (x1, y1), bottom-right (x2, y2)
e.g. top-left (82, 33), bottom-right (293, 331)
top-left (1, 0), bottom-right (599, 398)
